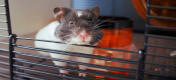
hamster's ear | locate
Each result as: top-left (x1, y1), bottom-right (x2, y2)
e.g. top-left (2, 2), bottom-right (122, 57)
top-left (90, 6), bottom-right (100, 18)
top-left (54, 7), bottom-right (71, 21)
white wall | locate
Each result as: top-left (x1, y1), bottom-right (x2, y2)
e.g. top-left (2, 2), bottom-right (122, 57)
top-left (9, 0), bottom-right (72, 36)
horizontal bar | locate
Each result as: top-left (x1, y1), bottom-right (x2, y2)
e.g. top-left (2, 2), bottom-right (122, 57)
top-left (148, 5), bottom-right (176, 10)
top-left (145, 25), bottom-right (176, 37)
top-left (145, 62), bottom-right (176, 68)
top-left (14, 58), bottom-right (135, 80)
top-left (16, 36), bottom-right (138, 54)
top-left (0, 28), bottom-right (8, 31)
top-left (0, 4), bottom-right (5, 7)
top-left (14, 45), bottom-right (138, 64)
top-left (143, 78), bottom-right (157, 80)
top-left (146, 24), bottom-right (176, 31)
top-left (145, 43), bottom-right (176, 50)
top-left (0, 48), bottom-right (9, 52)
top-left (0, 54), bottom-right (9, 59)
top-left (147, 15), bottom-right (176, 21)
top-left (0, 35), bottom-right (10, 38)
top-left (144, 70), bottom-right (176, 78)
top-left (146, 34), bottom-right (176, 40)
top-left (144, 77), bottom-right (176, 80)
top-left (14, 77), bottom-right (29, 80)
top-left (14, 71), bottom-right (48, 80)
top-left (13, 53), bottom-right (136, 73)
top-left (14, 64), bottom-right (97, 80)
top-left (0, 12), bottom-right (6, 15)
top-left (0, 73), bottom-right (9, 78)
top-left (0, 61), bottom-right (9, 66)
top-left (146, 53), bottom-right (176, 59)
top-left (0, 20), bottom-right (7, 23)
top-left (0, 67), bottom-right (9, 72)
top-left (0, 41), bottom-right (9, 45)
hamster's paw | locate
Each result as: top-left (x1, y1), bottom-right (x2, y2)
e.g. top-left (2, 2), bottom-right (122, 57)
top-left (79, 73), bottom-right (87, 77)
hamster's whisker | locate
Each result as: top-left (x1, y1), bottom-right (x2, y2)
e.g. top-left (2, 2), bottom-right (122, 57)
top-left (62, 34), bottom-right (72, 38)
top-left (93, 20), bottom-right (108, 29)
top-left (93, 25), bottom-right (106, 29)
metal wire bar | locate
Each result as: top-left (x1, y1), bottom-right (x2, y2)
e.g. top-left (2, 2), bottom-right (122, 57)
top-left (146, 34), bottom-right (176, 40)
top-left (14, 45), bottom-right (138, 64)
top-left (0, 34), bottom-right (10, 38)
top-left (136, 50), bottom-right (145, 80)
top-left (0, 54), bottom-right (9, 59)
top-left (146, 53), bottom-right (176, 59)
top-left (13, 58), bottom-right (135, 80)
top-left (144, 71), bottom-right (176, 78)
top-left (146, 24), bottom-right (176, 31)
top-left (0, 48), bottom-right (9, 52)
top-left (143, 78), bottom-right (156, 80)
top-left (14, 77), bottom-right (29, 80)
top-left (0, 12), bottom-right (6, 15)
top-left (0, 67), bottom-right (9, 72)
top-left (29, 58), bottom-right (46, 68)
top-left (13, 52), bottom-right (137, 73)
top-left (139, 0), bottom-right (152, 79)
top-left (16, 36), bottom-right (138, 54)
top-left (147, 15), bottom-right (176, 21)
top-left (148, 5), bottom-right (176, 10)
top-left (14, 71), bottom-right (48, 80)
top-left (0, 73), bottom-right (9, 78)
top-left (0, 28), bottom-right (8, 31)
top-left (0, 4), bottom-right (5, 7)
top-left (0, 20), bottom-right (7, 23)
top-left (0, 41), bottom-right (9, 45)
top-left (9, 34), bottom-right (17, 80)
top-left (5, 0), bottom-right (12, 35)
top-left (145, 44), bottom-right (176, 50)
top-left (145, 62), bottom-right (176, 68)
top-left (0, 61), bottom-right (9, 66)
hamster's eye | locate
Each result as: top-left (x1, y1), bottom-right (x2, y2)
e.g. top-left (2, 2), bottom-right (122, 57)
top-left (69, 21), bottom-right (74, 24)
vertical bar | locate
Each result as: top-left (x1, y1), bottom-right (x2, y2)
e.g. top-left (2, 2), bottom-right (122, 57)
top-left (136, 0), bottom-right (152, 80)
top-left (136, 50), bottom-right (145, 80)
top-left (9, 34), bottom-right (16, 80)
top-left (5, 0), bottom-right (15, 79)
top-left (5, 0), bottom-right (12, 35)
top-left (144, 0), bottom-right (151, 50)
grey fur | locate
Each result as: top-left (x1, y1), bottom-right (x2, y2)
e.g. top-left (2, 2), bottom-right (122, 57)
top-left (54, 7), bottom-right (103, 45)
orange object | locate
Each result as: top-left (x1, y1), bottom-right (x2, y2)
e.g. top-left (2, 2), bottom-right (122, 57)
top-left (132, 0), bottom-right (176, 27)
top-left (90, 27), bottom-right (132, 80)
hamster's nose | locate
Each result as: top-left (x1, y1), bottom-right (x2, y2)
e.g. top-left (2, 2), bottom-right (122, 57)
top-left (78, 30), bottom-right (89, 42)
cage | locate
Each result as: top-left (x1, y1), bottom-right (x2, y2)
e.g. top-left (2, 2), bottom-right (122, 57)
top-left (0, 0), bottom-right (175, 80)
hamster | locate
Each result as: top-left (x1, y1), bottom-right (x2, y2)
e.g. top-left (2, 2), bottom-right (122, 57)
top-left (34, 7), bottom-right (103, 77)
